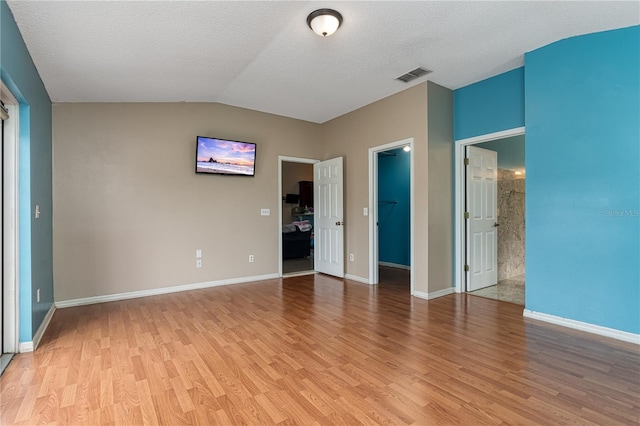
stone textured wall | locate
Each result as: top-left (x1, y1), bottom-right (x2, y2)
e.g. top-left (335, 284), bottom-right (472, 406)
top-left (497, 169), bottom-right (525, 280)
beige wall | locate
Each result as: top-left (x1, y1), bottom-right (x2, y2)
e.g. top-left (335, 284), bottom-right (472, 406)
top-left (281, 162), bottom-right (313, 224)
top-left (321, 82), bottom-right (454, 294)
top-left (53, 103), bottom-right (322, 301)
top-left (321, 84), bottom-right (430, 292)
top-left (54, 84), bottom-right (455, 302)
top-left (427, 82), bottom-right (454, 292)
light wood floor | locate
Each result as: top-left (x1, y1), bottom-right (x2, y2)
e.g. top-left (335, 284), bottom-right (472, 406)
top-left (1, 268), bottom-right (639, 425)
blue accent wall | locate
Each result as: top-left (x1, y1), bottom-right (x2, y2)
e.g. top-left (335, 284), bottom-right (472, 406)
top-left (454, 67), bottom-right (525, 140)
top-left (378, 148), bottom-right (410, 266)
top-left (1, 0), bottom-right (53, 342)
top-left (525, 26), bottom-right (639, 334)
top-left (454, 25), bottom-right (639, 335)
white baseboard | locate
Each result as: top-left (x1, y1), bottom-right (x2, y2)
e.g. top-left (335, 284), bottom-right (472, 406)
top-left (19, 303), bottom-right (57, 353)
top-left (33, 304), bottom-right (56, 350)
top-left (344, 274), bottom-right (371, 285)
top-left (413, 290), bottom-right (429, 300)
top-left (378, 261), bottom-right (411, 270)
top-left (19, 341), bottom-right (33, 353)
top-left (523, 309), bottom-right (640, 345)
top-left (413, 287), bottom-right (455, 300)
top-left (55, 273), bottom-right (280, 309)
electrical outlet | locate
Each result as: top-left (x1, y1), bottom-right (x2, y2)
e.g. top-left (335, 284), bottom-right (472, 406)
top-left (196, 259), bottom-right (202, 268)
top-left (249, 255), bottom-right (254, 263)
top-left (37, 288), bottom-right (40, 303)
top-left (196, 249), bottom-right (202, 258)
top-left (260, 209), bottom-right (270, 216)
top-left (349, 253), bottom-right (354, 262)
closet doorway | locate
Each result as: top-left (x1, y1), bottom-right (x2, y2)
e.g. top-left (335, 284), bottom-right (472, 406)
top-left (278, 156), bottom-right (318, 276)
top-left (368, 138), bottom-right (415, 293)
top-left (377, 148), bottom-right (411, 280)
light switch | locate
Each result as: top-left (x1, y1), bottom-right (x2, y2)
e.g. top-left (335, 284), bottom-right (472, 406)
top-left (35, 205), bottom-right (41, 219)
top-left (363, 207), bottom-right (368, 216)
top-left (261, 209), bottom-right (270, 216)
top-left (196, 249), bottom-right (202, 258)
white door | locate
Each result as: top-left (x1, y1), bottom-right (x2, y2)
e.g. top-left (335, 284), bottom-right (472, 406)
top-left (466, 146), bottom-right (498, 291)
top-left (1, 87), bottom-right (19, 361)
top-left (314, 157), bottom-right (344, 278)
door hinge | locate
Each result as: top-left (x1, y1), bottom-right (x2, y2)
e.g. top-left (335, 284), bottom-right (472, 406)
top-left (464, 211), bottom-right (469, 219)
top-left (464, 158), bottom-right (470, 166)
top-left (464, 264), bottom-right (469, 272)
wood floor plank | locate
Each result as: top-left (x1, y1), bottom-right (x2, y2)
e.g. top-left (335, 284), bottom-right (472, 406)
top-left (2, 268), bottom-right (639, 425)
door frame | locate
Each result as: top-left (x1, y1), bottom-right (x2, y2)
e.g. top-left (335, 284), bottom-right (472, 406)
top-left (368, 137), bottom-right (415, 295)
top-left (277, 155), bottom-right (319, 277)
top-left (1, 81), bottom-right (20, 355)
top-left (454, 127), bottom-right (525, 293)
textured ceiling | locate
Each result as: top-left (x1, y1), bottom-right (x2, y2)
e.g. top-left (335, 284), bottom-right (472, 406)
top-left (7, 1), bottom-right (640, 123)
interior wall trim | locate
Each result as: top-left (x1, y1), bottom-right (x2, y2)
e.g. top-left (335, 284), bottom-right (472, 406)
top-left (55, 273), bottom-right (280, 309)
top-left (414, 287), bottom-right (455, 301)
top-left (378, 261), bottom-right (411, 270)
top-left (523, 309), bottom-right (640, 345)
top-left (18, 341), bottom-right (33, 353)
top-left (344, 274), bottom-right (371, 285)
top-left (32, 304), bottom-right (55, 351)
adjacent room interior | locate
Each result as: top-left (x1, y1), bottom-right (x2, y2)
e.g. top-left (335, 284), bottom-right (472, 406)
top-left (281, 160), bottom-right (315, 275)
top-left (466, 135), bottom-right (526, 305)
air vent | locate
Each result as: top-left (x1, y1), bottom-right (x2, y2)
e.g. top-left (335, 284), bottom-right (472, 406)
top-left (396, 67), bottom-right (432, 83)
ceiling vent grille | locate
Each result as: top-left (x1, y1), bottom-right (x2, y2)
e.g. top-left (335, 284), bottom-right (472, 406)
top-left (396, 67), bottom-right (432, 83)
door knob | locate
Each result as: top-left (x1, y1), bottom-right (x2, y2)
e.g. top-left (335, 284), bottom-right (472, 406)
top-left (335, 221), bottom-right (344, 226)
top-left (494, 222), bottom-right (500, 227)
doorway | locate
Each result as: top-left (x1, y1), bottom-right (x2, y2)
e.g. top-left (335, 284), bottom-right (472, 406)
top-left (454, 128), bottom-right (526, 305)
top-left (278, 156), bottom-right (317, 276)
top-left (1, 82), bottom-right (19, 374)
top-left (368, 138), bottom-right (415, 294)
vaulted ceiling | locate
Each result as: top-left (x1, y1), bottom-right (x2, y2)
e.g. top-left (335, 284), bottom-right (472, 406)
top-left (8, 1), bottom-right (639, 123)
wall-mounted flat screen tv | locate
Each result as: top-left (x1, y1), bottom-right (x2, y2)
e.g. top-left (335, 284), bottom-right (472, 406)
top-left (195, 136), bottom-right (256, 176)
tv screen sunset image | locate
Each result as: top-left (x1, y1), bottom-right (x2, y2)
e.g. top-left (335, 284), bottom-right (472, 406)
top-left (196, 137), bottom-right (256, 176)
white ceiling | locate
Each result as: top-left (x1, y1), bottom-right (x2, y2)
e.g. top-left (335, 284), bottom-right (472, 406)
top-left (7, 1), bottom-right (640, 123)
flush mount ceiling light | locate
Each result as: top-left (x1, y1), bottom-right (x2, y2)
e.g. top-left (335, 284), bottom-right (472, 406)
top-left (307, 9), bottom-right (343, 37)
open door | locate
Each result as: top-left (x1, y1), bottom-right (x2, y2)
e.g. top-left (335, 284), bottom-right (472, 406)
top-left (466, 146), bottom-right (498, 291)
top-left (1, 86), bottom-right (18, 373)
top-left (314, 157), bottom-right (344, 278)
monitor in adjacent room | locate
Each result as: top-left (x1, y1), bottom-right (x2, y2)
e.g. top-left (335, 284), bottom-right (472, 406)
top-left (284, 194), bottom-right (300, 204)
top-left (196, 136), bottom-right (256, 176)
